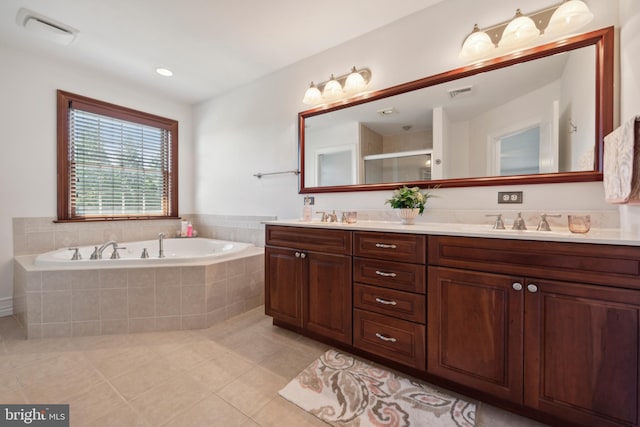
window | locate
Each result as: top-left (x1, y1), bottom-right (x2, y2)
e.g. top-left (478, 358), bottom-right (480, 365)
top-left (57, 90), bottom-right (178, 221)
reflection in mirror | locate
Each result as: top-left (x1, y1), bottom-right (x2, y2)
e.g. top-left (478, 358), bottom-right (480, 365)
top-left (299, 27), bottom-right (613, 193)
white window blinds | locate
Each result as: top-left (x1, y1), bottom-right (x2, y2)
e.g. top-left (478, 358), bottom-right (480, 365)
top-left (64, 99), bottom-right (175, 219)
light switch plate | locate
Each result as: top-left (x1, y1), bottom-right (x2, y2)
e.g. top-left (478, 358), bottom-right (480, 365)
top-left (498, 191), bottom-right (523, 204)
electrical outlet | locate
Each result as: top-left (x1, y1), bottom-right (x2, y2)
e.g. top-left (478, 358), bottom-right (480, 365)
top-left (304, 196), bottom-right (315, 205)
top-left (498, 191), bottom-right (523, 204)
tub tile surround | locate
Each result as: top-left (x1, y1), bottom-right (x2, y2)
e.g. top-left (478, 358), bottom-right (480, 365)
top-left (12, 214), bottom-right (272, 339)
top-left (14, 253), bottom-right (265, 339)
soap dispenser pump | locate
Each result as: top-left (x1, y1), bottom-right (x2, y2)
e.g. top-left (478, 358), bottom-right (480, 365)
top-left (302, 196), bottom-right (312, 222)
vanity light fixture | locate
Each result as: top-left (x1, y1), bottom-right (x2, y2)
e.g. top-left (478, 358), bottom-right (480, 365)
top-left (459, 0), bottom-right (594, 62)
top-left (302, 67), bottom-right (372, 106)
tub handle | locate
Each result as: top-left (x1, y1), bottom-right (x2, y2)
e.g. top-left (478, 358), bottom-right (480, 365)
top-left (68, 247), bottom-right (82, 261)
top-left (90, 246), bottom-right (99, 260)
top-left (141, 248), bottom-right (150, 259)
top-left (110, 246), bottom-right (127, 260)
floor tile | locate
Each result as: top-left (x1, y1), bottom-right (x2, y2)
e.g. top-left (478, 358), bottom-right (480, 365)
top-left (217, 365), bottom-right (289, 417)
top-left (161, 393), bottom-right (249, 427)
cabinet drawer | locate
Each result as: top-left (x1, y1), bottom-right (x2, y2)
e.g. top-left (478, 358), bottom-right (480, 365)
top-left (354, 257), bottom-right (426, 293)
top-left (266, 225), bottom-right (351, 255)
top-left (354, 283), bottom-right (425, 323)
top-left (354, 232), bottom-right (426, 264)
top-left (353, 309), bottom-right (425, 370)
top-left (429, 235), bottom-right (640, 290)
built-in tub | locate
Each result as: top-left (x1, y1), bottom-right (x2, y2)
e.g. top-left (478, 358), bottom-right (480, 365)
top-left (34, 237), bottom-right (253, 268)
top-left (14, 238), bottom-right (265, 339)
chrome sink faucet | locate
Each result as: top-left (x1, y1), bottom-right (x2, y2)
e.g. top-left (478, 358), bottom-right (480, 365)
top-left (512, 212), bottom-right (527, 230)
top-left (537, 213), bottom-right (562, 231)
top-left (96, 241), bottom-right (118, 259)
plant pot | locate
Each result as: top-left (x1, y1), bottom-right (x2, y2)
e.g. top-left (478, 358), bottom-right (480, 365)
top-left (396, 208), bottom-right (420, 225)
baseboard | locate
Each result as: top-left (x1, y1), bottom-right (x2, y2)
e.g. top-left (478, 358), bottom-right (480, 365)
top-left (0, 296), bottom-right (13, 317)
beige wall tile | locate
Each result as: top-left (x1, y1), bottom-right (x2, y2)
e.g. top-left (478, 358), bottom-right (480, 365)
top-left (26, 293), bottom-right (42, 324)
top-left (156, 316), bottom-right (181, 332)
top-left (156, 286), bottom-right (181, 316)
top-left (100, 289), bottom-right (128, 320)
top-left (54, 231), bottom-right (80, 249)
top-left (26, 323), bottom-right (42, 339)
top-left (128, 269), bottom-right (156, 288)
top-left (181, 285), bottom-right (205, 315)
top-left (72, 270), bottom-right (100, 290)
top-left (42, 291), bottom-right (71, 322)
top-left (206, 280), bottom-right (227, 312)
top-left (129, 317), bottom-right (156, 333)
top-left (72, 321), bottom-right (101, 337)
top-left (26, 271), bottom-right (43, 292)
top-left (182, 314), bottom-right (207, 330)
top-left (43, 271), bottom-right (72, 291)
top-left (101, 319), bottom-right (128, 335)
top-left (181, 266), bottom-right (205, 285)
top-left (155, 267), bottom-right (181, 287)
top-left (26, 232), bottom-right (54, 255)
top-left (206, 307), bottom-right (229, 326)
top-left (128, 288), bottom-right (155, 318)
top-left (41, 322), bottom-right (71, 338)
top-left (99, 269), bottom-right (128, 289)
top-left (227, 259), bottom-right (245, 277)
top-left (206, 263), bottom-right (227, 283)
top-left (72, 290), bottom-right (100, 321)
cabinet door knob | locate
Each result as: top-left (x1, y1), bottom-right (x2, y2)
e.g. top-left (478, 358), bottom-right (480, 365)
top-left (512, 282), bottom-right (523, 291)
top-left (375, 332), bottom-right (397, 343)
top-left (375, 297), bottom-right (398, 306)
top-left (295, 252), bottom-right (300, 258)
top-left (527, 284), bottom-right (538, 293)
top-left (300, 252), bottom-right (306, 259)
top-left (375, 270), bottom-right (397, 278)
top-left (375, 243), bottom-right (397, 249)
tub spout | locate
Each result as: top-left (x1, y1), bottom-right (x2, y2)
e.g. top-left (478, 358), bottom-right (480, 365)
top-left (97, 241), bottom-right (118, 259)
top-left (158, 233), bottom-right (165, 258)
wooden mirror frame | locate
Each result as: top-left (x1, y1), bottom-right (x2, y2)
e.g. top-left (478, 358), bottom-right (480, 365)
top-left (298, 26), bottom-right (614, 194)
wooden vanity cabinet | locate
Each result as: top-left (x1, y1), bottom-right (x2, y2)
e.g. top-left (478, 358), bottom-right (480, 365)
top-left (265, 225), bottom-right (352, 345)
top-left (428, 236), bottom-right (640, 427)
top-left (352, 231), bottom-right (427, 370)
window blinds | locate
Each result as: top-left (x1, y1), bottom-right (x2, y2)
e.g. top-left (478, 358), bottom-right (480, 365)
top-left (68, 106), bottom-right (172, 217)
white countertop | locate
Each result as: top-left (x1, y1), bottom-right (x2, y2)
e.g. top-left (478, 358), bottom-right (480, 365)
top-left (263, 219), bottom-right (640, 247)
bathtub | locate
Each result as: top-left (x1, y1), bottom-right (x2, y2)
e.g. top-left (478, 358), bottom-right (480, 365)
top-left (34, 237), bottom-right (253, 268)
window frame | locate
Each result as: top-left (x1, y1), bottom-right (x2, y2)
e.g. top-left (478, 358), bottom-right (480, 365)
top-left (56, 90), bottom-right (179, 222)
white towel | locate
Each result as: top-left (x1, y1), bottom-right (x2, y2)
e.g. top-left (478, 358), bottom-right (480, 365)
top-left (603, 116), bottom-right (640, 204)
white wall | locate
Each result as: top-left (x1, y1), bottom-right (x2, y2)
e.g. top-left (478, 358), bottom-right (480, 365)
top-left (0, 42), bottom-right (194, 311)
top-left (193, 0), bottom-right (621, 221)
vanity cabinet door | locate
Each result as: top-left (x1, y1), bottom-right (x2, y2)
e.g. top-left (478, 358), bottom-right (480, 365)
top-left (427, 266), bottom-right (524, 404)
top-left (304, 251), bottom-right (352, 345)
top-left (524, 279), bottom-right (640, 427)
top-left (265, 247), bottom-right (303, 327)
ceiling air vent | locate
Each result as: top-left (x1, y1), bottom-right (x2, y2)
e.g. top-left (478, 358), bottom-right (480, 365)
top-left (16, 8), bottom-right (78, 45)
top-left (447, 85), bottom-right (473, 99)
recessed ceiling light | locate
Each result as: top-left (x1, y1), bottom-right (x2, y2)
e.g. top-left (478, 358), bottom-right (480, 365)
top-left (155, 68), bottom-right (173, 77)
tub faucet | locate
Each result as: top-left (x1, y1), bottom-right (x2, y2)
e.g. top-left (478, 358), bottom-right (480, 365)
top-left (96, 241), bottom-right (118, 259)
top-left (158, 233), bottom-right (166, 258)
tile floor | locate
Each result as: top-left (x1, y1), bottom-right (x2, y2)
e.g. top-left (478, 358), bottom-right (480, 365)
top-left (0, 306), bottom-right (548, 426)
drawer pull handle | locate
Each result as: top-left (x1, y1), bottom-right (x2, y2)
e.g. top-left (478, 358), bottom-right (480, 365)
top-left (375, 243), bottom-right (397, 249)
top-left (375, 333), bottom-right (397, 343)
top-left (375, 297), bottom-right (397, 306)
top-left (375, 270), bottom-right (397, 278)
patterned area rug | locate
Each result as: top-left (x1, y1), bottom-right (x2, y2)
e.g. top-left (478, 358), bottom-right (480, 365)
top-left (279, 349), bottom-right (476, 427)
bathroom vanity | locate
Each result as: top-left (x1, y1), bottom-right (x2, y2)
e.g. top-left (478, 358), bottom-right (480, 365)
top-left (264, 221), bottom-right (640, 427)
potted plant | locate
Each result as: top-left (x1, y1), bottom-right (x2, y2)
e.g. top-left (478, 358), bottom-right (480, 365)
top-left (385, 186), bottom-right (432, 224)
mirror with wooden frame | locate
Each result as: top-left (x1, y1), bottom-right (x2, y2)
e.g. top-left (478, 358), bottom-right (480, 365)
top-left (299, 27), bottom-right (614, 194)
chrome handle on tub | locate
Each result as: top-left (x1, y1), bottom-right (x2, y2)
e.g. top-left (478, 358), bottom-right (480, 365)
top-left (512, 282), bottom-right (523, 291)
top-left (110, 246), bottom-right (127, 260)
top-left (375, 243), bottom-right (397, 249)
top-left (527, 284), bottom-right (539, 293)
top-left (375, 270), bottom-right (397, 278)
top-left (375, 297), bottom-right (397, 306)
top-left (375, 333), bottom-right (397, 343)
top-left (68, 247), bottom-right (82, 260)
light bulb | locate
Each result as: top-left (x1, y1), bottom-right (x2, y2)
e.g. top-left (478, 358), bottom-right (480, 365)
top-left (459, 24), bottom-right (494, 61)
top-left (322, 74), bottom-right (344, 101)
top-left (302, 82), bottom-right (322, 106)
top-left (499, 9), bottom-right (539, 49)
